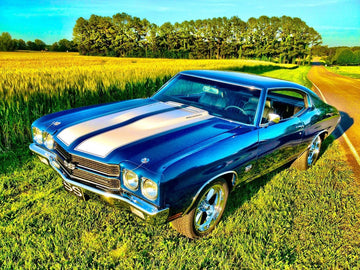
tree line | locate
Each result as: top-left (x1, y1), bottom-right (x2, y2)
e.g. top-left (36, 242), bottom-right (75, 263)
top-left (0, 32), bottom-right (77, 52)
top-left (1, 13), bottom-right (323, 64)
top-left (73, 13), bottom-right (321, 64)
top-left (312, 45), bottom-right (360, 65)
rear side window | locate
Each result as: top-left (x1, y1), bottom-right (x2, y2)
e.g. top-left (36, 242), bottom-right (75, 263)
top-left (261, 89), bottom-right (307, 124)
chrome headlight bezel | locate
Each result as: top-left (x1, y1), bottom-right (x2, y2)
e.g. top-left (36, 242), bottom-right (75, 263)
top-left (141, 177), bottom-right (158, 201)
top-left (43, 132), bottom-right (54, 150)
top-left (32, 126), bottom-right (43, 144)
top-left (122, 169), bottom-right (139, 191)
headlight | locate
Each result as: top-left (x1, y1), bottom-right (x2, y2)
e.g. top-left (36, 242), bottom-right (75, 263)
top-left (32, 127), bottom-right (43, 144)
top-left (122, 169), bottom-right (139, 191)
top-left (43, 132), bottom-right (54, 149)
top-left (141, 178), bottom-right (158, 200)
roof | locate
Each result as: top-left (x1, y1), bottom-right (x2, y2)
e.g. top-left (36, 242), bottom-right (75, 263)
top-left (180, 70), bottom-right (312, 93)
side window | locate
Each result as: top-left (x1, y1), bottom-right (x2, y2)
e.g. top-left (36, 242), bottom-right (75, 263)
top-left (261, 89), bottom-right (307, 124)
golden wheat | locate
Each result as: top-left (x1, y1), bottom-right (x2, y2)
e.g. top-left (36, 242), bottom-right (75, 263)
top-left (0, 52), bottom-right (293, 98)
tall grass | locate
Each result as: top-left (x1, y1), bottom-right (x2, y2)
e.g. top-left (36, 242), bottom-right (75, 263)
top-left (0, 52), bottom-right (294, 151)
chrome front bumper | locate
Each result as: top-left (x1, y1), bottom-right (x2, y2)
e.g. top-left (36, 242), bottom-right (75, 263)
top-left (29, 143), bottom-right (169, 224)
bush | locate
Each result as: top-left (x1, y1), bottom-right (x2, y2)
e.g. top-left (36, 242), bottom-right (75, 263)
top-left (333, 48), bottom-right (357, 65)
top-left (354, 50), bottom-right (360, 64)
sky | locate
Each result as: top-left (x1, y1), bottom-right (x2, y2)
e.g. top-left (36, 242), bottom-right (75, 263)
top-left (0, 0), bottom-right (359, 47)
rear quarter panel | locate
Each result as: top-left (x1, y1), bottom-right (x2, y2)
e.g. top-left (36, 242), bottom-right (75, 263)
top-left (299, 96), bottom-right (340, 146)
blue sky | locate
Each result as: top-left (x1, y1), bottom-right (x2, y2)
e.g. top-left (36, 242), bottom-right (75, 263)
top-left (0, 0), bottom-right (359, 47)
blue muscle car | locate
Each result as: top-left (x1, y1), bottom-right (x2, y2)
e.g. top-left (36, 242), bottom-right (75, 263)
top-left (30, 70), bottom-right (340, 238)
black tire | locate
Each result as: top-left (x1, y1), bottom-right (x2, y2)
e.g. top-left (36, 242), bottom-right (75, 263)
top-left (171, 178), bottom-right (229, 239)
top-left (291, 135), bottom-right (322, 170)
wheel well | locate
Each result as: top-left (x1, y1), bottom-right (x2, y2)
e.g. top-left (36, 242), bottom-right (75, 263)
top-left (220, 172), bottom-right (237, 191)
top-left (183, 171), bottom-right (237, 215)
top-left (320, 131), bottom-right (327, 142)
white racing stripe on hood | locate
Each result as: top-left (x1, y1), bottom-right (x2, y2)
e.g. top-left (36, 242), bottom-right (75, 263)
top-left (74, 106), bottom-right (212, 158)
top-left (57, 102), bottom-right (178, 146)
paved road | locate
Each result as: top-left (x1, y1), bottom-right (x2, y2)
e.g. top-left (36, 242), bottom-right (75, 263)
top-left (307, 64), bottom-right (360, 177)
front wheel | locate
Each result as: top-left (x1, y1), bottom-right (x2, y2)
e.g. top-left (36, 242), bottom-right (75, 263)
top-left (291, 135), bottom-right (322, 170)
top-left (171, 179), bottom-right (229, 239)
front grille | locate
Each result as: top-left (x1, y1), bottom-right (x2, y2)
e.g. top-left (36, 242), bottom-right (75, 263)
top-left (72, 169), bottom-right (120, 189)
top-left (55, 143), bottom-right (120, 177)
top-left (72, 155), bottom-right (120, 177)
top-left (56, 156), bottom-right (120, 190)
top-left (54, 142), bottom-right (121, 190)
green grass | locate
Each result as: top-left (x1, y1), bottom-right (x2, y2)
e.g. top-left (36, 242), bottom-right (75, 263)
top-left (326, 66), bottom-right (360, 79)
top-left (1, 58), bottom-right (359, 268)
top-left (261, 66), bottom-right (312, 88)
top-left (1, 140), bottom-right (358, 269)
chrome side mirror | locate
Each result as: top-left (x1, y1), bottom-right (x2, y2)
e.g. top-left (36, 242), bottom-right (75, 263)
top-left (267, 113), bottom-right (281, 125)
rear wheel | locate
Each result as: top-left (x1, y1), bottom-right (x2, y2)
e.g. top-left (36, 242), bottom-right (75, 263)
top-left (171, 178), bottom-right (229, 239)
top-left (292, 135), bottom-right (322, 170)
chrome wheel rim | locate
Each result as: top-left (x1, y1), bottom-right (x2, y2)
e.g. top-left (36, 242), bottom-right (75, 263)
top-left (307, 136), bottom-right (321, 167)
top-left (194, 184), bottom-right (226, 233)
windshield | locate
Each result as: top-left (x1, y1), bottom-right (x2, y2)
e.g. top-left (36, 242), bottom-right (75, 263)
top-left (153, 74), bottom-right (261, 125)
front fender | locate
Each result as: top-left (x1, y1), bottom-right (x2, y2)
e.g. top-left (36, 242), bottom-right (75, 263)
top-left (161, 128), bottom-right (258, 217)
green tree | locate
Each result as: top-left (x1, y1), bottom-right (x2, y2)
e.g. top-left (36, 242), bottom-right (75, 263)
top-left (334, 48), bottom-right (356, 65)
top-left (0, 32), bottom-right (16, 51)
top-left (26, 41), bottom-right (37, 50)
top-left (35, 39), bottom-right (46, 50)
top-left (58, 39), bottom-right (76, 52)
top-left (50, 42), bottom-right (60, 51)
top-left (50, 39), bottom-right (77, 52)
top-left (73, 17), bottom-right (91, 54)
top-left (25, 39), bottom-right (47, 51)
top-left (352, 50), bottom-right (360, 64)
top-left (15, 39), bottom-right (27, 50)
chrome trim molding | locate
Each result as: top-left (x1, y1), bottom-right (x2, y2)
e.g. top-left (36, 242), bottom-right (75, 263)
top-left (266, 86), bottom-right (312, 108)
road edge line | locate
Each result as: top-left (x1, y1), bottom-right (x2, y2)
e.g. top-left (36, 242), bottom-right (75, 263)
top-left (309, 78), bottom-right (360, 166)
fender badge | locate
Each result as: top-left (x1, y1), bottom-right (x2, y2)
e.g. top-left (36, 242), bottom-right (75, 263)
top-left (141, 158), bottom-right (150, 164)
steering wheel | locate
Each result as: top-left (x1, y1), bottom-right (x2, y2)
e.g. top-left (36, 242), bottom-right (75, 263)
top-left (225, 105), bottom-right (247, 115)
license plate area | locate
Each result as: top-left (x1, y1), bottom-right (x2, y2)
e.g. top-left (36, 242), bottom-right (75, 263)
top-left (63, 180), bottom-right (85, 201)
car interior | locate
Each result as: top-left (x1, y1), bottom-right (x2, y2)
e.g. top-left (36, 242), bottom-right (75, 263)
top-left (261, 90), bottom-right (306, 124)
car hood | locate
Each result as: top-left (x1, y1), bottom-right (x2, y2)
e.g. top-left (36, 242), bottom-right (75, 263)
top-left (37, 99), bottom-right (251, 172)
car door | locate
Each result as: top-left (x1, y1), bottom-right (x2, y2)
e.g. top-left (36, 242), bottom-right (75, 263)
top-left (257, 88), bottom-right (308, 173)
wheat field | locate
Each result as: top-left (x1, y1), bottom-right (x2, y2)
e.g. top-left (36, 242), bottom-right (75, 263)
top-left (0, 52), bottom-right (291, 98)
